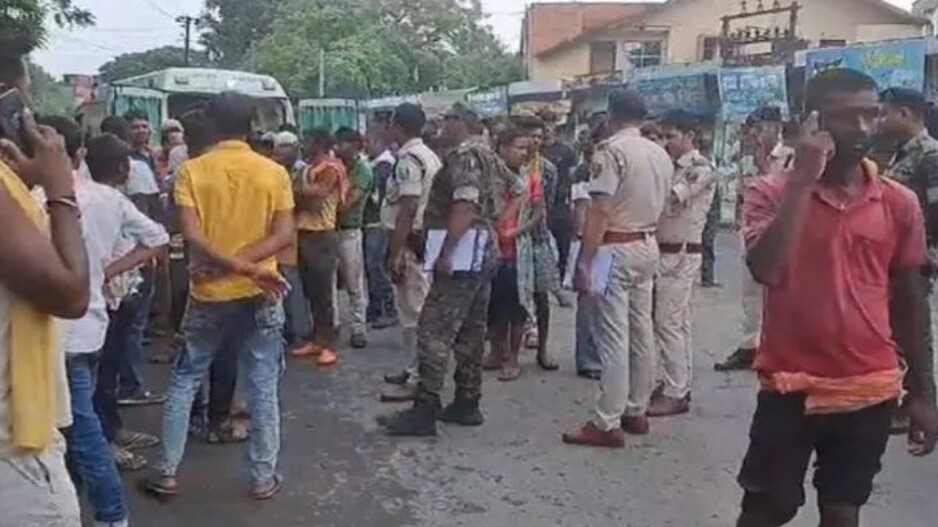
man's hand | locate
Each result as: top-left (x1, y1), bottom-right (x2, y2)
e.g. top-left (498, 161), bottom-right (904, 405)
top-left (434, 254), bottom-right (453, 278)
top-left (244, 264), bottom-right (290, 297)
top-left (790, 111), bottom-right (833, 188)
top-left (388, 251), bottom-right (407, 284)
top-left (573, 261), bottom-right (593, 295)
top-left (908, 396), bottom-right (938, 456)
top-left (0, 109), bottom-right (73, 197)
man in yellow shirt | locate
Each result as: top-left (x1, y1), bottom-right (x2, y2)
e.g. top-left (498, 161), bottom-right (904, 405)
top-left (146, 92), bottom-right (294, 501)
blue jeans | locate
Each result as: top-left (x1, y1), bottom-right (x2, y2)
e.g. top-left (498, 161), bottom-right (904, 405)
top-left (117, 265), bottom-right (155, 399)
top-left (364, 226), bottom-right (397, 322)
top-left (64, 353), bottom-right (128, 524)
top-left (279, 264), bottom-right (311, 347)
top-left (575, 294), bottom-right (602, 374)
top-left (159, 297), bottom-right (284, 485)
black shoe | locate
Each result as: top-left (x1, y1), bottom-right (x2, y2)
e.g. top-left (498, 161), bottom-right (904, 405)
top-left (714, 348), bottom-right (756, 372)
top-left (577, 370), bottom-right (601, 381)
top-left (439, 397), bottom-right (484, 427)
top-left (384, 370), bottom-right (410, 386)
top-left (350, 333), bottom-right (368, 349)
top-left (380, 397), bottom-right (441, 437)
top-left (371, 316), bottom-right (399, 330)
top-left (700, 281), bottom-right (722, 289)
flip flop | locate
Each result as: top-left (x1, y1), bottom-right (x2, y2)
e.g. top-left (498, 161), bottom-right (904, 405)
top-left (114, 448), bottom-right (147, 472)
top-left (537, 354), bottom-right (560, 372)
top-left (143, 476), bottom-right (179, 498)
top-left (117, 431), bottom-right (160, 451)
top-left (483, 353), bottom-right (503, 371)
top-left (498, 366), bottom-right (522, 382)
top-left (250, 475), bottom-right (283, 501)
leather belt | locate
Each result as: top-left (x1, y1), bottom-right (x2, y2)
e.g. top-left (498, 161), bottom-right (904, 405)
top-left (659, 242), bottom-right (704, 254)
top-left (602, 231), bottom-right (653, 245)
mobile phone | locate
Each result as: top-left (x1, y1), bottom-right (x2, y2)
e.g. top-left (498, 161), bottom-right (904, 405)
top-left (0, 88), bottom-right (31, 157)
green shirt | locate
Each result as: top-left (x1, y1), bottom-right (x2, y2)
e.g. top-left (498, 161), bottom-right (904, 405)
top-left (339, 158), bottom-right (375, 230)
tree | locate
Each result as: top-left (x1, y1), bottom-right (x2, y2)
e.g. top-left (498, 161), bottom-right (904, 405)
top-left (98, 46), bottom-right (212, 83)
top-left (28, 60), bottom-right (74, 116)
top-left (0, 0), bottom-right (94, 51)
top-left (198, 0), bottom-right (280, 68)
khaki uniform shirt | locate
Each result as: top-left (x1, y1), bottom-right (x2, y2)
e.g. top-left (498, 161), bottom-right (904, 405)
top-left (589, 127), bottom-right (673, 233)
top-left (657, 150), bottom-right (717, 244)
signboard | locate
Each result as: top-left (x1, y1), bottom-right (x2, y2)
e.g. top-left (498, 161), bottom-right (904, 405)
top-left (630, 72), bottom-right (719, 117)
top-left (719, 66), bottom-right (789, 118)
top-left (467, 86), bottom-right (509, 117)
top-left (805, 39), bottom-right (927, 90)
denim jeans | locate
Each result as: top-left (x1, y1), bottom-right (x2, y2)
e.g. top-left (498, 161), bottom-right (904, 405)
top-left (158, 297), bottom-right (284, 485)
top-left (64, 353), bottom-right (128, 524)
top-left (117, 265), bottom-right (155, 398)
top-left (364, 226), bottom-right (397, 322)
top-left (279, 264), bottom-right (311, 347)
top-left (187, 341), bottom-right (239, 430)
top-left (95, 312), bottom-right (126, 443)
top-left (575, 294), bottom-right (602, 374)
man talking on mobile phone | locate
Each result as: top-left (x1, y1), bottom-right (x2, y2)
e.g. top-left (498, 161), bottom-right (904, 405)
top-left (734, 68), bottom-right (937, 527)
top-left (0, 41), bottom-right (90, 526)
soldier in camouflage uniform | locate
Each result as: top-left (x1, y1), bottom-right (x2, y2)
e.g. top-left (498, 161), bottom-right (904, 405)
top-left (379, 103), bottom-right (525, 436)
top-left (880, 88), bottom-right (938, 430)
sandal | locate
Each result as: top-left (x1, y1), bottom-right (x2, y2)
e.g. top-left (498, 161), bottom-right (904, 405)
top-left (537, 353), bottom-right (560, 371)
top-left (143, 475), bottom-right (179, 498)
top-left (250, 475), bottom-right (283, 501)
top-left (498, 366), bottom-right (522, 382)
top-left (483, 352), bottom-right (503, 371)
top-left (116, 430), bottom-right (160, 451)
top-left (206, 420), bottom-right (249, 444)
top-left (114, 447), bottom-right (147, 472)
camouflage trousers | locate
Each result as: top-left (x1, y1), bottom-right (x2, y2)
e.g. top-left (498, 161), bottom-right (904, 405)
top-left (417, 273), bottom-right (492, 401)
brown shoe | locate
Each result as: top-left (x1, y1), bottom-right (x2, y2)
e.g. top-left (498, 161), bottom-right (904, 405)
top-left (620, 415), bottom-right (650, 435)
top-left (380, 384), bottom-right (419, 403)
top-left (647, 395), bottom-right (690, 418)
top-left (562, 422), bottom-right (625, 448)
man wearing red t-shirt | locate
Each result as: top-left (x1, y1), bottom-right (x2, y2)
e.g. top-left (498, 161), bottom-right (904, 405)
top-left (736, 68), bottom-right (937, 527)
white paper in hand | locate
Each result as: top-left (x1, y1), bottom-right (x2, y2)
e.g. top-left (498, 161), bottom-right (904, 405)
top-left (423, 229), bottom-right (489, 273)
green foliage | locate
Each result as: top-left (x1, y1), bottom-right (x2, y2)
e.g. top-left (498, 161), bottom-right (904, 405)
top-left (0, 0), bottom-right (94, 52)
top-left (198, 0), bottom-right (279, 68)
top-left (98, 46), bottom-right (212, 83)
top-left (27, 60), bottom-right (74, 116)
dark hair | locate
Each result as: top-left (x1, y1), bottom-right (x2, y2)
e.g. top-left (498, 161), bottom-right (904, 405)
top-left (37, 115), bottom-right (84, 159)
top-left (881, 87), bottom-right (928, 119)
top-left (335, 126), bottom-right (364, 147)
top-left (514, 116), bottom-right (545, 132)
top-left (100, 116), bottom-right (131, 142)
top-left (85, 133), bottom-right (131, 184)
top-left (207, 91), bottom-right (255, 138)
top-left (608, 89), bottom-right (647, 122)
top-left (392, 103), bottom-right (426, 138)
top-left (178, 108), bottom-right (217, 157)
top-left (303, 127), bottom-right (334, 150)
top-left (746, 105), bottom-right (782, 126)
top-left (496, 127), bottom-right (528, 150)
top-left (658, 109), bottom-right (699, 134)
top-left (804, 68), bottom-right (877, 115)
top-left (123, 110), bottom-right (149, 124)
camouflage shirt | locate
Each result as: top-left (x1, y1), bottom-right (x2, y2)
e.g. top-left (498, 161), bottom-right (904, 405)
top-left (886, 129), bottom-right (938, 247)
top-left (422, 135), bottom-right (525, 261)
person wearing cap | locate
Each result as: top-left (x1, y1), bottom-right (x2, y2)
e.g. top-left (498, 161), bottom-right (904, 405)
top-left (562, 89), bottom-right (673, 448)
top-left (378, 103), bottom-right (525, 435)
top-left (714, 105), bottom-right (787, 373)
top-left (880, 86), bottom-right (938, 434)
top-left (648, 110), bottom-right (717, 417)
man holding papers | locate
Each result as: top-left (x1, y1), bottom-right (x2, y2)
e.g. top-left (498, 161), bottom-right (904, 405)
top-left (649, 110), bottom-right (718, 417)
top-left (563, 90), bottom-right (674, 448)
top-left (379, 103), bottom-right (525, 437)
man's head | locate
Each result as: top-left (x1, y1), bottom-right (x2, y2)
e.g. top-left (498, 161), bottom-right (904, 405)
top-left (161, 119), bottom-right (185, 149)
top-left (304, 127), bottom-right (334, 159)
top-left (178, 108), bottom-right (217, 158)
top-left (86, 133), bottom-right (132, 186)
top-left (123, 110), bottom-right (151, 149)
top-left (37, 115), bottom-right (85, 169)
top-left (497, 127), bottom-right (532, 171)
top-left (365, 124), bottom-right (389, 158)
top-left (390, 103), bottom-right (426, 145)
top-left (515, 116), bottom-right (545, 157)
top-left (607, 89), bottom-right (647, 128)
top-left (334, 127), bottom-right (364, 164)
top-left (100, 115), bottom-right (131, 143)
top-left (441, 103), bottom-right (482, 147)
top-left (208, 91), bottom-right (255, 141)
top-left (746, 105), bottom-right (784, 150)
top-left (640, 121), bottom-right (663, 147)
top-left (658, 110), bottom-right (699, 161)
top-left (272, 131), bottom-right (301, 168)
top-left (804, 68), bottom-right (879, 164)
top-left (879, 87), bottom-right (928, 142)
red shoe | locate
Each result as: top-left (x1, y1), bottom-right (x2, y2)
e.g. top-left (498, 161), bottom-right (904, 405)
top-left (562, 422), bottom-right (625, 448)
top-left (317, 348), bottom-right (338, 367)
top-left (290, 343), bottom-right (320, 358)
top-left (620, 415), bottom-right (650, 435)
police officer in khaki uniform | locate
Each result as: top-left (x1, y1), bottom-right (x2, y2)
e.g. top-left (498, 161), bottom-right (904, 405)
top-left (649, 110), bottom-right (717, 417)
top-left (563, 90), bottom-right (674, 448)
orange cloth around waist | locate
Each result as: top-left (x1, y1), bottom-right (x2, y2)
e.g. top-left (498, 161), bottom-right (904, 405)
top-left (759, 368), bottom-right (902, 415)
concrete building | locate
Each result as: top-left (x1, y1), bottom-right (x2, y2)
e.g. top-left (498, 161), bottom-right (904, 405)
top-left (522, 0), bottom-right (930, 81)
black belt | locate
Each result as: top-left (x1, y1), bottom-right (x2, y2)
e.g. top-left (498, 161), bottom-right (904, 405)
top-left (659, 242), bottom-right (703, 254)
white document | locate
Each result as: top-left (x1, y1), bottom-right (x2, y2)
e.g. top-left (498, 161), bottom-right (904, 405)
top-left (423, 229), bottom-right (489, 273)
top-left (563, 240), bottom-right (616, 296)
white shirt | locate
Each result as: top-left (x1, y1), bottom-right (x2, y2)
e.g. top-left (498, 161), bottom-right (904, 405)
top-left (120, 158), bottom-right (160, 196)
top-left (381, 138), bottom-right (442, 231)
top-left (61, 180), bottom-right (168, 354)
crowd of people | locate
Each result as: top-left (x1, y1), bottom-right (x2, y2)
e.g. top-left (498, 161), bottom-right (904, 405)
top-left (1, 31), bottom-right (938, 527)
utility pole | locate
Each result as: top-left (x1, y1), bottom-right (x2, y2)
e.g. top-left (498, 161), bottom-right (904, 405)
top-left (176, 16), bottom-right (195, 65)
top-left (318, 48), bottom-right (325, 97)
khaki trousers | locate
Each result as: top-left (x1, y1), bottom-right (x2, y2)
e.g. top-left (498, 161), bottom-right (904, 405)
top-left (654, 250), bottom-right (703, 399)
top-left (394, 249), bottom-right (430, 381)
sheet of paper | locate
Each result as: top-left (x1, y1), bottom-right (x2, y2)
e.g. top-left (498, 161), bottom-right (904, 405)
top-left (563, 240), bottom-right (616, 296)
top-left (423, 229), bottom-right (489, 273)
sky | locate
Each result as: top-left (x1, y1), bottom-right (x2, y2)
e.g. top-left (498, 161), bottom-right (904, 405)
top-left (33, 0), bottom-right (916, 77)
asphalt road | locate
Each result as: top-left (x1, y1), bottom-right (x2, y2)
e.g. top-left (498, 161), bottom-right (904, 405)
top-left (115, 232), bottom-right (938, 527)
